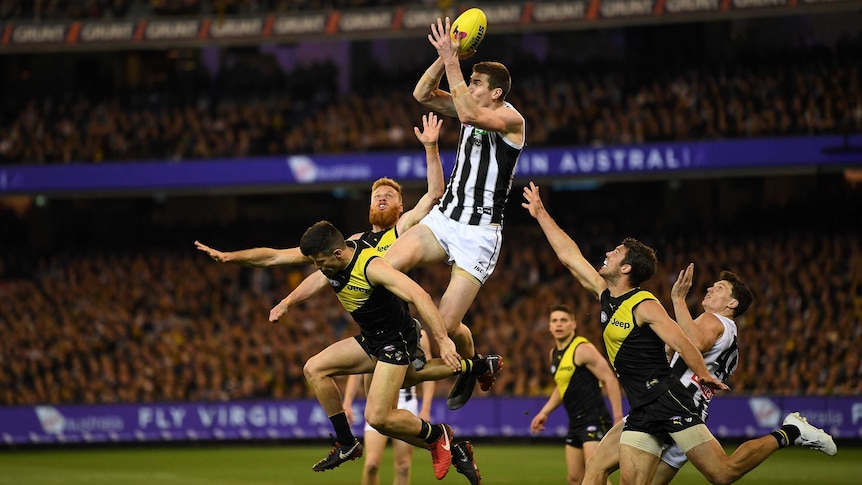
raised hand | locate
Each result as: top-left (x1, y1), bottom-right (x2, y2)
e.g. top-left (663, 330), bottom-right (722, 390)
top-left (414, 112), bottom-right (443, 146)
top-left (671, 263), bottom-right (694, 301)
top-left (521, 182), bottom-right (546, 218)
top-left (428, 17), bottom-right (460, 61)
top-left (194, 241), bottom-right (228, 262)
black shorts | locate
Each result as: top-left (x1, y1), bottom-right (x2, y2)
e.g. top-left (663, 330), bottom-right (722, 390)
top-left (565, 409), bottom-right (613, 448)
top-left (354, 321), bottom-right (419, 366)
top-left (623, 383), bottom-right (704, 440)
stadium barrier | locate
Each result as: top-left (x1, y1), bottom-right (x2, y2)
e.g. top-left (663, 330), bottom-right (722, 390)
top-left (2, 135), bottom-right (861, 195)
top-left (2, 395), bottom-right (860, 445)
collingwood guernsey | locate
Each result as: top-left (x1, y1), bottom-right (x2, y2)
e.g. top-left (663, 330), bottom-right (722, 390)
top-left (438, 102), bottom-right (525, 226)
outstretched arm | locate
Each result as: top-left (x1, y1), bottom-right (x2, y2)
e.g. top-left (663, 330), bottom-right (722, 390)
top-left (195, 241), bottom-right (309, 267)
top-left (636, 300), bottom-right (729, 391)
top-left (365, 258), bottom-right (460, 372)
top-left (417, 329), bottom-right (435, 421)
top-left (413, 57), bottom-right (458, 118)
top-left (522, 182), bottom-right (607, 299)
top-left (427, 17), bottom-right (522, 135)
top-left (399, 112), bottom-right (445, 232)
top-left (578, 344), bottom-right (625, 423)
top-left (530, 387), bottom-right (562, 434)
top-left (269, 271), bottom-right (330, 323)
top-left (671, 263), bottom-right (724, 352)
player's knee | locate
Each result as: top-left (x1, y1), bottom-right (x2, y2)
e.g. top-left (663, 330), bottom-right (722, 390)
top-left (302, 359), bottom-right (318, 381)
top-left (394, 458), bottom-right (411, 478)
top-left (694, 465), bottom-right (734, 485)
top-left (364, 460), bottom-right (380, 477)
top-left (364, 411), bottom-right (388, 432)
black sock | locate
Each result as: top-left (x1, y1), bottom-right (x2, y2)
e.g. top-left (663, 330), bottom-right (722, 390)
top-left (468, 355), bottom-right (489, 376)
top-left (770, 424), bottom-right (801, 448)
top-left (329, 412), bottom-right (355, 445)
top-left (417, 420), bottom-right (443, 444)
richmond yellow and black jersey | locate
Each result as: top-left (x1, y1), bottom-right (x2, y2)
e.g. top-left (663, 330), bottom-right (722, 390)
top-left (551, 336), bottom-right (608, 419)
top-left (600, 288), bottom-right (674, 408)
top-left (358, 227), bottom-right (398, 254)
top-left (326, 240), bottom-right (413, 337)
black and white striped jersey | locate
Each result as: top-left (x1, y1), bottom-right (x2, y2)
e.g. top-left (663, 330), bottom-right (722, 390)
top-left (438, 102), bottom-right (525, 226)
top-left (670, 313), bottom-right (739, 421)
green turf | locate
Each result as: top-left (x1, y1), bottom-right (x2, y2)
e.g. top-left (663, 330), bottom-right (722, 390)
top-left (0, 443), bottom-right (858, 485)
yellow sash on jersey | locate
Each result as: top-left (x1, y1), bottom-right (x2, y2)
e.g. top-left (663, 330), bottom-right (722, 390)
top-left (554, 336), bottom-right (589, 397)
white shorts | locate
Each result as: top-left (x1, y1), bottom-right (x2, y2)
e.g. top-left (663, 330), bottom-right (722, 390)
top-left (364, 387), bottom-right (419, 432)
top-left (419, 208), bottom-right (502, 284)
top-left (661, 442), bottom-right (688, 469)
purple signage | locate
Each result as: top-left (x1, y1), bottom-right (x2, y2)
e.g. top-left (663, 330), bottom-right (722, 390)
top-left (1, 135), bottom-right (861, 194)
top-left (1, 395), bottom-right (860, 445)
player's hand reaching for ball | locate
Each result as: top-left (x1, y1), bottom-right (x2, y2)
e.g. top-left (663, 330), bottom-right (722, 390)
top-left (522, 182), bottom-right (546, 218)
top-left (671, 263), bottom-right (694, 302)
top-left (428, 17), bottom-right (459, 61)
top-left (414, 112), bottom-right (443, 146)
top-left (194, 241), bottom-right (229, 263)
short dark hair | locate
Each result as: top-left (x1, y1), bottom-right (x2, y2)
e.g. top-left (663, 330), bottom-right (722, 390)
top-left (473, 61), bottom-right (511, 100)
top-left (720, 270), bottom-right (754, 317)
top-left (299, 221), bottom-right (345, 257)
top-left (621, 237), bottom-right (657, 286)
top-left (549, 304), bottom-right (574, 317)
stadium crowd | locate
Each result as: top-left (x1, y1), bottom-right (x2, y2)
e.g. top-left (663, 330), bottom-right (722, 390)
top-left (2, 179), bottom-right (860, 406)
top-left (2, 35), bottom-right (861, 164)
top-left (0, 0), bottom-right (422, 20)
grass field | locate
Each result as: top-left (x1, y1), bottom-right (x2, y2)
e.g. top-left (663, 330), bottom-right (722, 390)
top-left (0, 442), bottom-right (859, 485)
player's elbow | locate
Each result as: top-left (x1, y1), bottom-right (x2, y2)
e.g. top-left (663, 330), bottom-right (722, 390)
top-left (429, 187), bottom-right (444, 203)
top-left (413, 87), bottom-right (432, 104)
top-left (457, 110), bottom-right (479, 125)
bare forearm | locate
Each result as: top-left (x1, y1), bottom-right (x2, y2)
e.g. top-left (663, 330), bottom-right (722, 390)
top-left (424, 144), bottom-right (444, 200)
top-left (414, 58), bottom-right (446, 102)
top-left (534, 208), bottom-right (599, 295)
top-left (672, 298), bottom-right (699, 342)
top-left (444, 58), bottom-right (479, 122)
top-left (414, 296), bottom-right (449, 345)
top-left (287, 271), bottom-right (330, 305)
top-left (671, 335), bottom-right (711, 379)
top-left (229, 247), bottom-right (307, 267)
top-left (539, 390), bottom-right (562, 417)
top-left (604, 379), bottom-right (624, 420)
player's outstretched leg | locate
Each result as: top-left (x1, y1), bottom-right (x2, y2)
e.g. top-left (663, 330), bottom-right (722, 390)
top-left (447, 354), bottom-right (504, 410)
top-left (448, 373), bottom-right (478, 410)
top-left (429, 424), bottom-right (454, 480)
top-left (452, 440), bottom-right (482, 485)
top-left (783, 412), bottom-right (837, 456)
top-left (477, 354), bottom-right (503, 392)
top-left (312, 437), bottom-right (363, 471)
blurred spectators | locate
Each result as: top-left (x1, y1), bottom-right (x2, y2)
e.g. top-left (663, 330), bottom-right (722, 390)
top-left (0, 0), bottom-right (427, 20)
top-left (1, 175), bottom-right (860, 405)
top-left (2, 35), bottom-right (861, 164)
